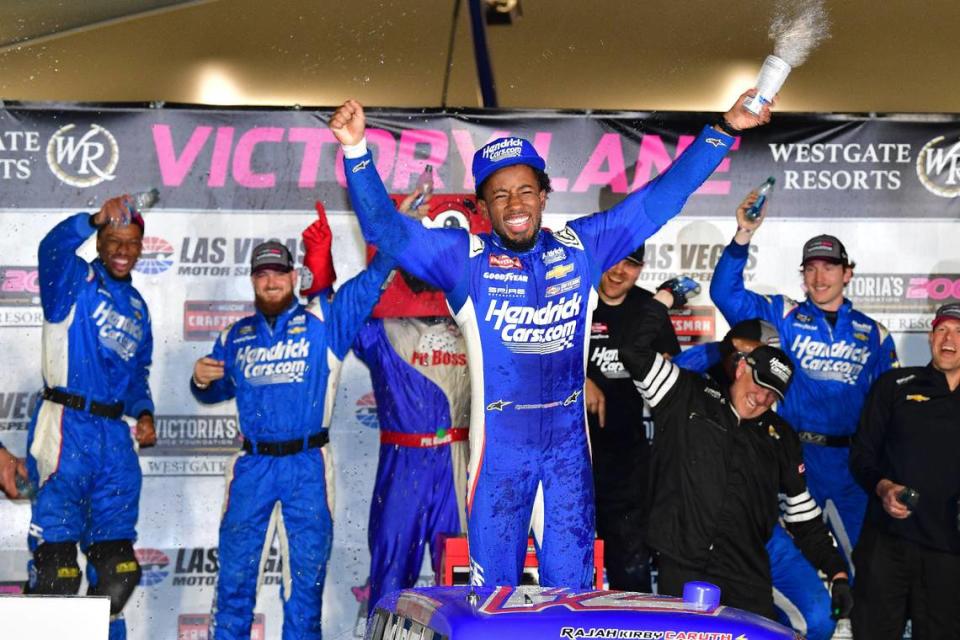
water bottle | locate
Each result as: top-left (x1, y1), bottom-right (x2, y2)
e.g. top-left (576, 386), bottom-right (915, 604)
top-left (15, 474), bottom-right (36, 500)
top-left (114, 188), bottom-right (159, 227)
top-left (745, 177), bottom-right (775, 221)
top-left (407, 166), bottom-right (434, 211)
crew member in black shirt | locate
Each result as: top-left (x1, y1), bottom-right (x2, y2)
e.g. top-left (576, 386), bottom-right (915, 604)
top-left (585, 246), bottom-right (679, 591)
top-left (621, 280), bottom-right (851, 620)
top-left (849, 302), bottom-right (960, 639)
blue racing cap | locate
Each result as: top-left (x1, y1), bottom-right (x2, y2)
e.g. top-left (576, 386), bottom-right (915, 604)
top-left (472, 137), bottom-right (546, 189)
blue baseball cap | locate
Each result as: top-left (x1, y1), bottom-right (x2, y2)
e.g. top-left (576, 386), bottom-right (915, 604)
top-left (472, 137), bottom-right (546, 189)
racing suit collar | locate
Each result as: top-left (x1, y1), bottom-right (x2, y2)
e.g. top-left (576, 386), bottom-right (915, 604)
top-left (488, 228), bottom-right (545, 254)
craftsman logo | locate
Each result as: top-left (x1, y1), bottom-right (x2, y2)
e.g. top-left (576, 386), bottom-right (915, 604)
top-left (916, 135), bottom-right (960, 198)
top-left (669, 306), bottom-right (716, 345)
top-left (46, 123), bottom-right (119, 187)
top-left (481, 137), bottom-right (523, 163)
top-left (135, 237), bottom-right (175, 275)
top-left (183, 300), bottom-right (254, 341)
top-left (484, 294), bottom-right (582, 354)
top-left (236, 337), bottom-right (309, 384)
top-left (488, 254), bottom-right (522, 270)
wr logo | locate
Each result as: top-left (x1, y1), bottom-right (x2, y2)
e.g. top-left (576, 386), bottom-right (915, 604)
top-left (46, 123), bottom-right (119, 188)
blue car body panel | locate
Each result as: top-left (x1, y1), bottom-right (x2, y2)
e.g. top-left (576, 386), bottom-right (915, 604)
top-left (368, 586), bottom-right (798, 640)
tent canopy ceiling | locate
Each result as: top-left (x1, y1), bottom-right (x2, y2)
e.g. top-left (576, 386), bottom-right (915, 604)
top-left (0, 0), bottom-right (956, 113)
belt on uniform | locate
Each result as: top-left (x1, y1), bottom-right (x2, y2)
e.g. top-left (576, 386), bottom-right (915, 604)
top-left (380, 428), bottom-right (468, 448)
top-left (241, 431), bottom-right (329, 456)
top-left (797, 431), bottom-right (852, 447)
top-left (42, 387), bottom-right (124, 420)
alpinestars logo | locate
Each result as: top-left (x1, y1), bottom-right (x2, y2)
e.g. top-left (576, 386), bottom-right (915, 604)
top-left (484, 294), bottom-right (581, 354)
top-left (46, 123), bottom-right (119, 188)
top-left (236, 338), bottom-right (310, 385)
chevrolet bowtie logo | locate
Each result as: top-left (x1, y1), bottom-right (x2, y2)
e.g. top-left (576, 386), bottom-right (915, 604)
top-left (486, 399), bottom-right (512, 411)
top-left (906, 394), bottom-right (930, 402)
top-left (563, 389), bottom-right (583, 406)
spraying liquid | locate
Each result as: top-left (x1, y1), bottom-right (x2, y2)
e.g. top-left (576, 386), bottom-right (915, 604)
top-left (744, 1), bottom-right (832, 114)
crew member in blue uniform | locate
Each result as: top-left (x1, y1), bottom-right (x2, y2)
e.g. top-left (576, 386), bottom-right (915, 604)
top-left (26, 196), bottom-right (157, 640)
top-left (192, 239), bottom-right (395, 639)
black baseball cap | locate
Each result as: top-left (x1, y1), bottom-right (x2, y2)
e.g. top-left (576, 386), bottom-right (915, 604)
top-left (745, 345), bottom-right (794, 400)
top-left (250, 241), bottom-right (294, 274)
top-left (801, 235), bottom-right (849, 266)
top-left (932, 302), bottom-right (960, 329)
top-left (626, 245), bottom-right (646, 265)
top-left (725, 318), bottom-right (780, 347)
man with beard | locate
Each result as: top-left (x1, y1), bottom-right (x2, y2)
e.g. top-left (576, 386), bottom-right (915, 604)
top-left (329, 93), bottom-right (772, 588)
top-left (191, 240), bottom-right (395, 639)
top-left (584, 246), bottom-right (679, 591)
top-left (25, 196), bottom-right (157, 640)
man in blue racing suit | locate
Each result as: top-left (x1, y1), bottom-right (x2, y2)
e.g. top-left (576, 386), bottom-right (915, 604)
top-left (673, 319), bottom-right (842, 640)
top-left (26, 196), bottom-right (157, 640)
top-left (710, 191), bottom-right (899, 576)
top-left (328, 93), bottom-right (772, 587)
top-left (191, 239), bottom-right (395, 639)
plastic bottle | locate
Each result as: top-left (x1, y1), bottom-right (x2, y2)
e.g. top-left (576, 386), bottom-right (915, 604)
top-left (114, 188), bottom-right (159, 226)
top-left (745, 177), bottom-right (775, 221)
top-left (15, 474), bottom-right (36, 500)
top-left (744, 55), bottom-right (792, 115)
top-left (407, 166), bottom-right (434, 211)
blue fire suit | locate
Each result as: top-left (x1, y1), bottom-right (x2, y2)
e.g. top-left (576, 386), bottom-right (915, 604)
top-left (27, 213), bottom-right (154, 640)
top-left (353, 317), bottom-right (469, 609)
top-left (710, 240), bottom-right (898, 571)
top-left (192, 253), bottom-right (393, 640)
top-left (673, 343), bottom-right (835, 640)
top-left (344, 126), bottom-right (734, 587)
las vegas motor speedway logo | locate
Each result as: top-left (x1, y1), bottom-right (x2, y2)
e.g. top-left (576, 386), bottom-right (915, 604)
top-left (135, 237), bottom-right (176, 275)
top-left (46, 123), bottom-right (119, 188)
